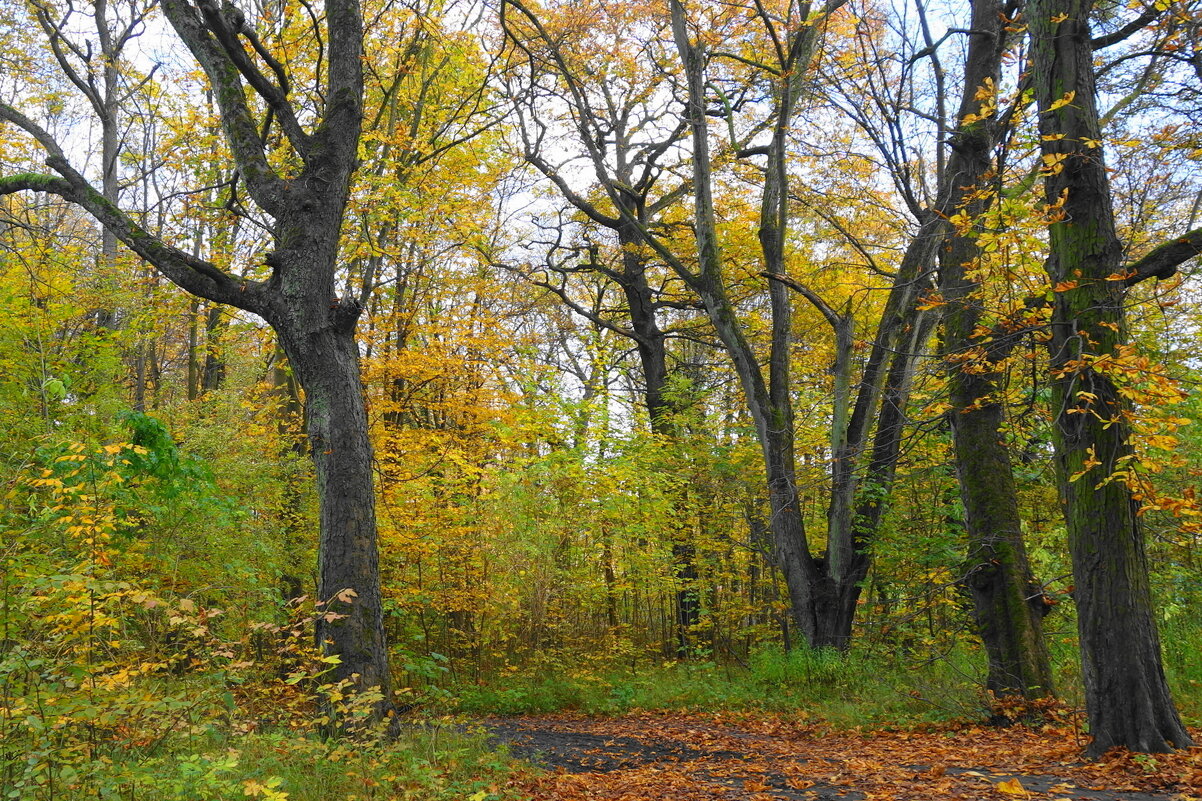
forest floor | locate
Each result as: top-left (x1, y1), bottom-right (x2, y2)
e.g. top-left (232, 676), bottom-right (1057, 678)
top-left (480, 713), bottom-right (1202, 800)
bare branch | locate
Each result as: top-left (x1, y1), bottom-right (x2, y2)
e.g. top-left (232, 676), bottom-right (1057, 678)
top-left (1091, 2), bottom-right (1164, 50)
top-left (0, 170), bottom-right (263, 313)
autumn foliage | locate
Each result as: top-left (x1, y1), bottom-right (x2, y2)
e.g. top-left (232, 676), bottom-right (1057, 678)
top-left (2, 0), bottom-right (1202, 798)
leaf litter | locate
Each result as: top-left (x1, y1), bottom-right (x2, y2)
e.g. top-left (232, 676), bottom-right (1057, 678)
top-left (482, 712), bottom-right (1202, 800)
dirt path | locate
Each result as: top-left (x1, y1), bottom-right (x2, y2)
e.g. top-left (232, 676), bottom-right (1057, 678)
top-left (480, 714), bottom-right (1201, 800)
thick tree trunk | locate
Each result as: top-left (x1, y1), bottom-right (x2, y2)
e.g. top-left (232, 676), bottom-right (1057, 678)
top-left (939, 0), bottom-right (1054, 701)
top-left (1029, 0), bottom-right (1191, 754)
top-left (280, 323), bottom-right (392, 706)
top-left (950, 385), bottom-right (1054, 699)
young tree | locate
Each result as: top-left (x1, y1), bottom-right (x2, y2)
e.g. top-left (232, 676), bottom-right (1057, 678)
top-left (1, 0), bottom-right (393, 717)
top-left (1028, 0), bottom-right (1200, 753)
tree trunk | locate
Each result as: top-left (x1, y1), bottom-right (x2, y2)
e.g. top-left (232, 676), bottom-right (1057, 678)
top-left (200, 305), bottom-right (226, 393)
top-left (940, 0), bottom-right (1054, 701)
top-left (279, 323), bottom-right (392, 705)
top-left (272, 345), bottom-right (310, 601)
top-left (614, 220), bottom-right (701, 651)
top-left (1029, 0), bottom-right (1191, 754)
top-left (950, 383), bottom-right (1055, 699)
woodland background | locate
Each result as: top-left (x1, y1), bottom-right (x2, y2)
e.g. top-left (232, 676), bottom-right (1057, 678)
top-left (1, 0), bottom-right (1201, 798)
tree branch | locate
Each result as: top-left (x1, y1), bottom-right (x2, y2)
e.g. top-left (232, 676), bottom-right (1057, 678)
top-left (0, 104), bottom-right (266, 314)
top-left (762, 271), bottom-right (844, 331)
top-left (193, 0), bottom-right (310, 155)
top-left (1091, 3), bottom-right (1164, 50)
top-left (159, 0), bottom-right (286, 215)
top-left (316, 0), bottom-right (363, 162)
top-left (1122, 227), bottom-right (1202, 286)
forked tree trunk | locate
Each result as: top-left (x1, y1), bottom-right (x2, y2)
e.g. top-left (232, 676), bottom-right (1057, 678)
top-left (1029, 0), bottom-right (1191, 754)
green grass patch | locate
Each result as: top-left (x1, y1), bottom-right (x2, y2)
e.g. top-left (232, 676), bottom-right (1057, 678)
top-left (449, 644), bottom-right (992, 728)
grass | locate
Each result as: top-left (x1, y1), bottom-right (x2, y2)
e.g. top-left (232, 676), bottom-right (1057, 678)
top-left (450, 643), bottom-right (993, 727)
top-left (448, 626), bottom-right (1202, 730)
top-left (20, 721), bottom-right (526, 801)
top-left (212, 722), bottom-right (522, 801)
top-left (1, 679), bottom-right (527, 801)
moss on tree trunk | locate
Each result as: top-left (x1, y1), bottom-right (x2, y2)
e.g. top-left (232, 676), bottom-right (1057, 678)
top-left (1029, 0), bottom-right (1191, 754)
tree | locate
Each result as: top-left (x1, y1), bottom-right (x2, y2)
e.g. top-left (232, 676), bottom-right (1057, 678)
top-left (667, 0), bottom-right (875, 648)
top-left (0, 0), bottom-right (393, 718)
top-left (503, 0), bottom-right (980, 651)
top-left (932, 0), bottom-right (1055, 700)
top-left (498, 0), bottom-right (705, 648)
top-left (1028, 0), bottom-right (1200, 754)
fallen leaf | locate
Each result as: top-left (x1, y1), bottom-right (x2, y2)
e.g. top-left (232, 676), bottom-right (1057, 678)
top-left (996, 777), bottom-right (1028, 796)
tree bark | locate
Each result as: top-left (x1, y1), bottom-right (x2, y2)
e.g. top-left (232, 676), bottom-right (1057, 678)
top-left (282, 327), bottom-right (390, 694)
top-left (938, 0), bottom-right (1054, 701)
top-left (1029, 0), bottom-right (1190, 753)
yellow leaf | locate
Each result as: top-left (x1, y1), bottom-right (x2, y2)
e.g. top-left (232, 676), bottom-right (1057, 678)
top-left (1041, 153), bottom-right (1068, 174)
top-left (1050, 12), bottom-right (1069, 23)
top-left (997, 777), bottom-right (1028, 796)
top-left (1049, 90), bottom-right (1076, 111)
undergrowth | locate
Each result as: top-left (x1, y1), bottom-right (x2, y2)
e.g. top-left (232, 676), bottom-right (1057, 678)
top-left (449, 629), bottom-right (1202, 730)
top-left (0, 425), bottom-right (524, 801)
top-left (450, 644), bottom-right (990, 726)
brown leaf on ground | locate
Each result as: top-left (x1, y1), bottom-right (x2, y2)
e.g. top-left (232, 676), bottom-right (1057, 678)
top-left (486, 712), bottom-right (1202, 801)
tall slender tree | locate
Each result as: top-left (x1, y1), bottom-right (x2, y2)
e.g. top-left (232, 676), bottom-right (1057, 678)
top-left (936, 0), bottom-right (1055, 700)
top-left (498, 0), bottom-right (704, 647)
top-left (1029, 0), bottom-right (1200, 754)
